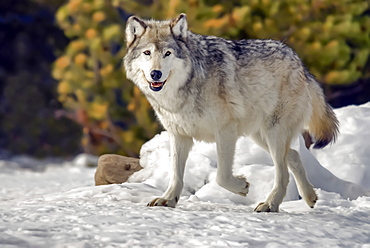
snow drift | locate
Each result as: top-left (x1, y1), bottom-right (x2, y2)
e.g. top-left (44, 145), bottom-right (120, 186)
top-left (1, 102), bottom-right (370, 247)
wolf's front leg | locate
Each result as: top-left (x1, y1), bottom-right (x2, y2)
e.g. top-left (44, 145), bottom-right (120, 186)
top-left (147, 133), bottom-right (193, 207)
top-left (215, 123), bottom-right (250, 196)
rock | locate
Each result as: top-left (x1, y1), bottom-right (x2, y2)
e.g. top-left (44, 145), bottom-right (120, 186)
top-left (94, 154), bottom-right (143, 186)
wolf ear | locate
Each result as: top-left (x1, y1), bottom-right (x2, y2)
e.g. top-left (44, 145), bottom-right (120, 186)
top-left (125, 16), bottom-right (147, 47)
top-left (171, 13), bottom-right (188, 41)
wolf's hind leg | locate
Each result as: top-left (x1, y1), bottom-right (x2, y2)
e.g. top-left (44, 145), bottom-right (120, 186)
top-left (215, 123), bottom-right (250, 196)
top-left (287, 149), bottom-right (317, 208)
top-left (251, 132), bottom-right (290, 212)
top-left (147, 134), bottom-right (193, 207)
top-left (252, 132), bottom-right (317, 212)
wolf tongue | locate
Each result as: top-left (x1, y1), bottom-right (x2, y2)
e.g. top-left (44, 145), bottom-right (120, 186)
top-left (151, 82), bottom-right (162, 87)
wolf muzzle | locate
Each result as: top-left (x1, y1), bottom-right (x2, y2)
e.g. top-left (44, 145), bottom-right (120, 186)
top-left (148, 70), bottom-right (166, 92)
top-left (148, 80), bottom-right (166, 91)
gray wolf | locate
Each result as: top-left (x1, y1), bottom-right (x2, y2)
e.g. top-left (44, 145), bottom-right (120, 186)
top-left (123, 14), bottom-right (339, 212)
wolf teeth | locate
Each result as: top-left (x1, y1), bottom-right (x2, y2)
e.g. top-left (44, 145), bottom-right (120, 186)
top-left (151, 82), bottom-right (163, 87)
top-left (148, 80), bottom-right (166, 92)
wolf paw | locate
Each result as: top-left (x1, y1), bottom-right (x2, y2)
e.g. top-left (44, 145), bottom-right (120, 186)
top-left (303, 190), bottom-right (318, 208)
top-left (147, 197), bottom-right (178, 208)
top-left (217, 176), bottom-right (250, 197)
top-left (254, 202), bottom-right (279, 213)
top-left (237, 180), bottom-right (250, 197)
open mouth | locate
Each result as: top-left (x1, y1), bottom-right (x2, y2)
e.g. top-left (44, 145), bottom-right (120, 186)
top-left (148, 80), bottom-right (167, 92)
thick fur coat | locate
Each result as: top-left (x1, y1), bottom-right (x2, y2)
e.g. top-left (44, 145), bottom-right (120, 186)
top-left (123, 14), bottom-right (339, 212)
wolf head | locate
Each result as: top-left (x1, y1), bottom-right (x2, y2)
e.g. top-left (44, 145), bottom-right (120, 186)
top-left (124, 14), bottom-right (190, 93)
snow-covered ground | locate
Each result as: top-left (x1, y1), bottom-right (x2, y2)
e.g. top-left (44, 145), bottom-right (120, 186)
top-left (1, 102), bottom-right (370, 247)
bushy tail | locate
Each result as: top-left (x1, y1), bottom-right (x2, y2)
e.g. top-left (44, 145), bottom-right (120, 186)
top-left (307, 80), bottom-right (339, 149)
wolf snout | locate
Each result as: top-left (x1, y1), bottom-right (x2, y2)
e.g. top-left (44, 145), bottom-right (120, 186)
top-left (147, 70), bottom-right (167, 92)
top-left (150, 70), bottom-right (162, 81)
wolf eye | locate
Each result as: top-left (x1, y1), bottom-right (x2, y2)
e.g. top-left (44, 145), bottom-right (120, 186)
top-left (143, 50), bottom-right (151, 56)
top-left (165, 51), bottom-right (171, 57)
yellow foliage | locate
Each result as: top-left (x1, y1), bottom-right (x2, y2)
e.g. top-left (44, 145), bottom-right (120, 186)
top-left (262, 0), bottom-right (270, 6)
top-left (56, 6), bottom-right (68, 24)
top-left (92, 11), bottom-right (106, 22)
top-left (325, 70), bottom-right (350, 85)
top-left (54, 0), bottom-right (370, 156)
top-left (70, 40), bottom-right (86, 51)
top-left (212, 4), bottom-right (224, 14)
top-left (324, 40), bottom-right (340, 57)
top-left (89, 102), bottom-right (108, 120)
top-left (52, 68), bottom-right (63, 80)
top-left (122, 131), bottom-right (134, 144)
top-left (85, 71), bottom-right (94, 79)
top-left (264, 18), bottom-right (274, 29)
top-left (100, 120), bottom-right (109, 130)
top-left (74, 53), bottom-right (87, 65)
top-left (89, 37), bottom-right (102, 50)
top-left (57, 81), bottom-right (72, 94)
top-left (127, 102), bottom-right (136, 112)
top-left (75, 89), bottom-right (86, 103)
top-left (85, 28), bottom-right (98, 39)
top-left (64, 71), bottom-right (74, 81)
top-left (72, 24), bottom-right (82, 33)
top-left (58, 94), bottom-right (68, 103)
top-left (103, 25), bottom-right (120, 41)
top-left (299, 27), bottom-right (311, 41)
top-left (112, 0), bottom-right (120, 7)
top-left (100, 64), bottom-right (113, 77)
top-left (232, 6), bottom-right (250, 23)
top-left (334, 21), bottom-right (351, 35)
top-left (93, 0), bottom-right (105, 10)
top-left (167, 0), bottom-right (180, 18)
top-left (253, 22), bottom-right (263, 33)
top-left (354, 50), bottom-right (370, 67)
top-left (311, 41), bottom-right (322, 52)
top-left (133, 86), bottom-right (141, 96)
top-left (188, 0), bottom-right (198, 7)
top-left (81, 131), bottom-right (89, 147)
top-left (325, 71), bottom-right (339, 84)
top-left (55, 56), bottom-right (70, 69)
top-left (67, 0), bottom-right (82, 13)
top-left (81, 80), bottom-right (93, 88)
top-left (82, 3), bottom-right (93, 13)
top-left (204, 16), bottom-right (229, 29)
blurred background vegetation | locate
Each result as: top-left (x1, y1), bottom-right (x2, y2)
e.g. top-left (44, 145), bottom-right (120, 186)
top-left (1, 0), bottom-right (369, 158)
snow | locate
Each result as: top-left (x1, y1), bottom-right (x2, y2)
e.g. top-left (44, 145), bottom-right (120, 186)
top-left (1, 103), bottom-right (370, 247)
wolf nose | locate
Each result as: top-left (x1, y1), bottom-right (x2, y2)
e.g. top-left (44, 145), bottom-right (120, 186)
top-left (150, 70), bottom-right (162, 81)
